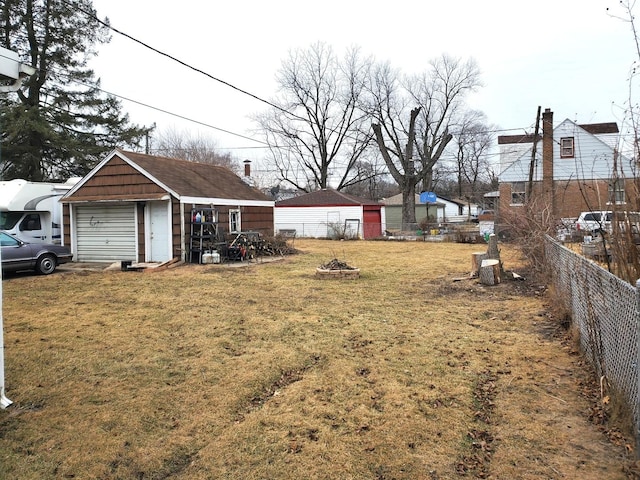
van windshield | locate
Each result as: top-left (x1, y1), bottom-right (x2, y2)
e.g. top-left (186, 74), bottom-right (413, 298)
top-left (0, 212), bottom-right (24, 230)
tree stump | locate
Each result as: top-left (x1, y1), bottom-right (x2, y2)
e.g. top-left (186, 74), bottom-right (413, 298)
top-left (479, 259), bottom-right (501, 285)
top-left (471, 252), bottom-right (488, 277)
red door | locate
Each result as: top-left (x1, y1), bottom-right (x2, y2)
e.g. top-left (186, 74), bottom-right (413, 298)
top-left (363, 207), bottom-right (381, 239)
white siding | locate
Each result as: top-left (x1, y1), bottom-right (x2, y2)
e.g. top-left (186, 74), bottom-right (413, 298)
top-left (499, 119), bottom-right (631, 183)
top-left (499, 142), bottom-right (532, 175)
top-left (75, 204), bottom-right (136, 262)
top-left (275, 206), bottom-right (363, 238)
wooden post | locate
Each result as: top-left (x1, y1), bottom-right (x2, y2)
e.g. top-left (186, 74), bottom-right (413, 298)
top-left (480, 259), bottom-right (501, 286)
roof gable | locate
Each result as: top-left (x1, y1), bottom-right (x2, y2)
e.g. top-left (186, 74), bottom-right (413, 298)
top-left (499, 119), bottom-right (628, 183)
top-left (497, 122), bottom-right (618, 145)
top-left (65, 149), bottom-right (271, 203)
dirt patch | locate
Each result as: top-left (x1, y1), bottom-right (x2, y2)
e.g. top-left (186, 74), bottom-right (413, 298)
top-left (456, 370), bottom-right (499, 478)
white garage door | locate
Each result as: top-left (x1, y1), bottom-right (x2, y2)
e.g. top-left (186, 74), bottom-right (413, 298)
top-left (75, 204), bottom-right (136, 262)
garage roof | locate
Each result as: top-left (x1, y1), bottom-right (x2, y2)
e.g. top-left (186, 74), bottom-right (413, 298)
top-left (276, 188), bottom-right (381, 207)
top-left (64, 149), bottom-right (272, 203)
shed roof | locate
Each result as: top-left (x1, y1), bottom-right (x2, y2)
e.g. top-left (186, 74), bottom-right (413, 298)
top-left (275, 188), bottom-right (381, 207)
top-left (64, 149), bottom-right (271, 203)
top-left (382, 193), bottom-right (421, 206)
top-left (382, 193), bottom-right (446, 207)
top-left (121, 150), bottom-right (270, 201)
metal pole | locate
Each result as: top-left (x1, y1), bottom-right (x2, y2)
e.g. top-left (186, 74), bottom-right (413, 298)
top-left (0, 243), bottom-right (11, 409)
top-left (0, 49), bottom-right (34, 409)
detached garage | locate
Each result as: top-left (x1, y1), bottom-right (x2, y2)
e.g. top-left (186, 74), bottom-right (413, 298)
top-left (275, 189), bottom-right (384, 239)
top-left (61, 149), bottom-right (274, 263)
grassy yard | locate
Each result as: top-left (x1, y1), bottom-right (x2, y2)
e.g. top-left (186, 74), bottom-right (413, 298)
top-left (0, 239), bottom-right (632, 479)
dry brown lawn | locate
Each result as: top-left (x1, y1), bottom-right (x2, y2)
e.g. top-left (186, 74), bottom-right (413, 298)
top-left (0, 239), bottom-right (633, 479)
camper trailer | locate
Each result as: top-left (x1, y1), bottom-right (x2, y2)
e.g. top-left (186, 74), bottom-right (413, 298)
top-left (0, 178), bottom-right (79, 244)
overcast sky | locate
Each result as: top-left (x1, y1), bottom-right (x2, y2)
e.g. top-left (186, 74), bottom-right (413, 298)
top-left (89, 0), bottom-right (637, 167)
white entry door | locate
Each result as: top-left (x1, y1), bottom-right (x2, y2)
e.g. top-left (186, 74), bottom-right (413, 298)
top-left (147, 201), bottom-right (171, 262)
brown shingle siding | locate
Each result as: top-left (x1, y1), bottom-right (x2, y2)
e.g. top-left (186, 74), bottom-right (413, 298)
top-left (66, 156), bottom-right (166, 200)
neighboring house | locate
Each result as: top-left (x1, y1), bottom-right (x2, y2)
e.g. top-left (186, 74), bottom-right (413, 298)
top-left (438, 196), bottom-right (479, 222)
top-left (274, 189), bottom-right (384, 239)
top-left (382, 193), bottom-right (478, 230)
top-left (61, 149), bottom-right (274, 263)
top-left (497, 108), bottom-right (632, 228)
top-left (382, 193), bottom-right (444, 230)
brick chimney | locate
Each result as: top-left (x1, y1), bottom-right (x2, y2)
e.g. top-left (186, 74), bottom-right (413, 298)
top-left (542, 108), bottom-right (554, 215)
top-left (244, 159), bottom-right (251, 177)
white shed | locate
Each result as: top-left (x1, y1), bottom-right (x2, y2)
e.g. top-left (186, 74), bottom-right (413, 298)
top-left (275, 189), bottom-right (384, 239)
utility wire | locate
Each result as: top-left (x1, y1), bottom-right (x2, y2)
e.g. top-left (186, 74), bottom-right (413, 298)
top-left (45, 65), bottom-right (536, 157)
top-left (58, 0), bottom-right (307, 123)
top-left (40, 64), bottom-right (269, 149)
top-left (48, 67), bottom-right (270, 146)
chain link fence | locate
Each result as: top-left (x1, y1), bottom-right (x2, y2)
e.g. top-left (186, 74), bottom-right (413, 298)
top-left (544, 235), bottom-right (639, 448)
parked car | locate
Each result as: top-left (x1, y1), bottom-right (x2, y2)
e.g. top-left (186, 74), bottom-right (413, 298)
top-left (478, 209), bottom-right (495, 221)
top-left (576, 210), bottom-right (640, 235)
top-left (0, 230), bottom-right (72, 275)
top-left (576, 211), bottom-right (611, 233)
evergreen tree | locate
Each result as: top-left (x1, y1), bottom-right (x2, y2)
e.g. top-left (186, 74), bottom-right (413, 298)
top-left (0, 0), bottom-right (146, 181)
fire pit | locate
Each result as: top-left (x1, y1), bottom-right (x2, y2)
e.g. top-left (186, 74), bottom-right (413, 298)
top-left (315, 258), bottom-right (360, 279)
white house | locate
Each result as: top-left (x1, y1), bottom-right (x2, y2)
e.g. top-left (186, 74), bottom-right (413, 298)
top-left (497, 108), bottom-right (631, 222)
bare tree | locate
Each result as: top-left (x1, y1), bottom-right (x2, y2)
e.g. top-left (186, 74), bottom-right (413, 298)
top-left (409, 56), bottom-right (482, 192)
top-left (368, 55), bottom-right (482, 229)
top-left (153, 127), bottom-right (239, 173)
top-left (454, 110), bottom-right (497, 205)
top-left (609, 0), bottom-right (640, 162)
top-left (342, 155), bottom-right (398, 200)
top-left (255, 42), bottom-right (373, 192)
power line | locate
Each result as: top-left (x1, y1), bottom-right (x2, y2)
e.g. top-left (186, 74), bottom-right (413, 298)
top-left (58, 0), bottom-right (307, 123)
top-left (29, 62), bottom-right (268, 150)
top-left (48, 67), bottom-right (270, 146)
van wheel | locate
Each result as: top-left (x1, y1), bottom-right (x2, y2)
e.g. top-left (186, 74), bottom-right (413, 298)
top-left (36, 254), bottom-right (56, 275)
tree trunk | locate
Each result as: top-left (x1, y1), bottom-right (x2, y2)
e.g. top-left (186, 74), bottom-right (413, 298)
top-left (401, 182), bottom-right (417, 230)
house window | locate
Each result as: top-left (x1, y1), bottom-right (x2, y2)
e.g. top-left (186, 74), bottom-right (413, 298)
top-left (608, 179), bottom-right (625, 204)
top-left (560, 137), bottom-right (574, 158)
top-left (510, 182), bottom-right (526, 205)
top-left (229, 209), bottom-right (241, 233)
